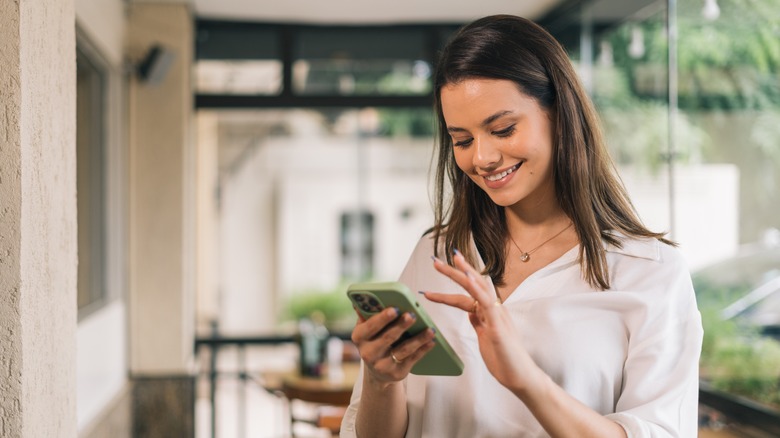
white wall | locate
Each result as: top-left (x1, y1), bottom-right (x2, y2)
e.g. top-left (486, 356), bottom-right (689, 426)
top-left (76, 302), bottom-right (128, 430)
top-left (621, 164), bottom-right (740, 270)
top-left (217, 131), bottom-right (433, 333)
top-left (218, 146), bottom-right (277, 334)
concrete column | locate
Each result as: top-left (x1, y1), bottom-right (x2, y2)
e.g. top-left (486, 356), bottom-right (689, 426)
top-left (126, 4), bottom-right (195, 434)
top-left (195, 112), bottom-right (220, 331)
top-left (127, 2), bottom-right (195, 376)
top-left (0, 0), bottom-right (77, 437)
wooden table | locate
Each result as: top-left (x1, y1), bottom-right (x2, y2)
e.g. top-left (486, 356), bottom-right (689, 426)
top-left (261, 362), bottom-right (360, 436)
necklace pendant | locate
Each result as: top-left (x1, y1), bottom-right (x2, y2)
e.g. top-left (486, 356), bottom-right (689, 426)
top-left (520, 252), bottom-right (530, 262)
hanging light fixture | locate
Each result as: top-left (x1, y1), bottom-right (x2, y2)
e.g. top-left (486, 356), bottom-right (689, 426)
top-left (702, 0), bottom-right (721, 21)
top-left (628, 25), bottom-right (645, 59)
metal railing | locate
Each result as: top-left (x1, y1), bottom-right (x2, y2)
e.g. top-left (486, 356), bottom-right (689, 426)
top-left (195, 334), bottom-right (780, 438)
top-left (194, 332), bottom-right (352, 438)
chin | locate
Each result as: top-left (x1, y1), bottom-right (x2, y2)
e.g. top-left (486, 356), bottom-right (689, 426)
top-left (484, 193), bottom-right (521, 208)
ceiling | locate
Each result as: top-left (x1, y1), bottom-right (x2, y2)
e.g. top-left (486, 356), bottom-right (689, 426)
top-left (192, 0), bottom-right (567, 24)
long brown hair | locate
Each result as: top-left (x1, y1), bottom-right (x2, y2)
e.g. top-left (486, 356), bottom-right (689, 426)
top-left (431, 15), bottom-right (672, 290)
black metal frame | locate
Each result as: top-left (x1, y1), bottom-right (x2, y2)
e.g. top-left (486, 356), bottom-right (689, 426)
top-left (194, 20), bottom-right (461, 110)
top-left (699, 382), bottom-right (780, 436)
top-left (193, 1), bottom-right (661, 111)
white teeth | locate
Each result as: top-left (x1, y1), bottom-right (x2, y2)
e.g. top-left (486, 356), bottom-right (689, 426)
top-left (485, 163), bottom-right (520, 182)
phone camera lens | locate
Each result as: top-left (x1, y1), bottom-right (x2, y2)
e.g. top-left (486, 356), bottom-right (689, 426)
top-left (354, 294), bottom-right (365, 302)
top-left (361, 304), bottom-right (372, 312)
top-left (369, 298), bottom-right (379, 307)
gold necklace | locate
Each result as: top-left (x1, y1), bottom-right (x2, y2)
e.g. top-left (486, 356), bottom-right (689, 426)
top-left (508, 222), bottom-right (573, 263)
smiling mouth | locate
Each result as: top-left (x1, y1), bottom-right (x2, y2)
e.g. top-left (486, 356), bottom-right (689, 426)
top-left (484, 163), bottom-right (521, 182)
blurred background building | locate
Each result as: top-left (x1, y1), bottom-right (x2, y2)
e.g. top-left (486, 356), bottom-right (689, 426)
top-left (1, 0), bottom-right (779, 437)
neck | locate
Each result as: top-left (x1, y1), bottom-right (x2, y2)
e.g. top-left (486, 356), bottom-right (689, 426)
top-left (505, 197), bottom-right (567, 231)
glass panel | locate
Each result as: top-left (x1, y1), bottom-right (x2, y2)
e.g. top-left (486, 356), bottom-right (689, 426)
top-left (293, 28), bottom-right (432, 95)
top-left (590, 0), bottom-right (780, 416)
top-left (196, 23), bottom-right (279, 60)
top-left (293, 59), bottom-right (432, 95)
top-left (589, 6), bottom-right (675, 243)
top-left (76, 46), bottom-right (107, 312)
top-left (675, 0), bottom-right (780, 412)
top-left (196, 60), bottom-right (283, 95)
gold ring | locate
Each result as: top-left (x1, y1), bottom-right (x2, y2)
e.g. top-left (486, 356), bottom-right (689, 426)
top-left (391, 351), bottom-right (403, 365)
top-left (470, 300), bottom-right (479, 313)
top-left (495, 299), bottom-right (502, 306)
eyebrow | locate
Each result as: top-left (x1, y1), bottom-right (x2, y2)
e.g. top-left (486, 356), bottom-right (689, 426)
top-left (446, 110), bottom-right (515, 133)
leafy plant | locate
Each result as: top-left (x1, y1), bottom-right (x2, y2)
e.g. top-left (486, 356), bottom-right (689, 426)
top-left (694, 278), bottom-right (780, 410)
top-left (281, 284), bottom-right (357, 332)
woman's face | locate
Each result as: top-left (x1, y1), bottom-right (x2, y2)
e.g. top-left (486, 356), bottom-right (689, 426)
top-left (440, 78), bottom-right (556, 209)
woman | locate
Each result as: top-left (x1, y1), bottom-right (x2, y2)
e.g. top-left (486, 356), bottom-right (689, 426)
top-left (341, 15), bottom-right (702, 438)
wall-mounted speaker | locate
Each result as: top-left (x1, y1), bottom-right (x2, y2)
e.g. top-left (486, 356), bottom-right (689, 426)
top-left (137, 44), bottom-right (176, 85)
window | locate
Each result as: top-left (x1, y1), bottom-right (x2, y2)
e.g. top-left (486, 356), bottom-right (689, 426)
top-left (76, 41), bottom-right (108, 315)
top-left (589, 0), bottom-right (780, 413)
top-left (340, 210), bottom-right (375, 281)
top-left (293, 28), bottom-right (431, 96)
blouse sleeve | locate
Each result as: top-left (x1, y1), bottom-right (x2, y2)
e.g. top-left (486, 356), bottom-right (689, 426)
top-left (339, 362), bottom-right (364, 438)
top-left (605, 245), bottom-right (704, 437)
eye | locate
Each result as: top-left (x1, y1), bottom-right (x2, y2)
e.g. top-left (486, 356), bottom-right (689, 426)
top-left (453, 137), bottom-right (473, 148)
top-left (492, 125), bottom-right (516, 138)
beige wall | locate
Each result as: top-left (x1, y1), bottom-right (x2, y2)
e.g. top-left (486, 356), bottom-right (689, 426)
top-left (127, 3), bottom-right (195, 374)
top-left (0, 0), bottom-right (78, 436)
top-left (0, 0), bottom-right (24, 433)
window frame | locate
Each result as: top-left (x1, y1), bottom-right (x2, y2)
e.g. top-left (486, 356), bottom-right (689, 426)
top-left (76, 27), bottom-right (126, 321)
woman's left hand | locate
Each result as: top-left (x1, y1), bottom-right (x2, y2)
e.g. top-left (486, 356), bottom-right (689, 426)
top-left (423, 250), bottom-right (542, 395)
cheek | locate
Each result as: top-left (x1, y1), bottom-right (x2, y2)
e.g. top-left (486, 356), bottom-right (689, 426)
top-left (452, 148), bottom-right (472, 173)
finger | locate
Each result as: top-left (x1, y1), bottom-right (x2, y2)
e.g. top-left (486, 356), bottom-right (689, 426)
top-left (352, 306), bottom-right (367, 323)
top-left (463, 273), bottom-right (504, 322)
top-left (451, 251), bottom-right (492, 299)
top-left (432, 253), bottom-right (491, 305)
top-left (350, 306), bottom-right (400, 344)
top-left (420, 290), bottom-right (474, 312)
top-left (431, 255), bottom-right (471, 286)
top-left (389, 327), bottom-right (436, 363)
top-left (396, 338), bottom-right (436, 368)
top-left (359, 312), bottom-right (419, 363)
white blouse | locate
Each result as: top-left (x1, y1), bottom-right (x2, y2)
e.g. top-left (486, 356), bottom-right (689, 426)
top-left (341, 233), bottom-right (703, 438)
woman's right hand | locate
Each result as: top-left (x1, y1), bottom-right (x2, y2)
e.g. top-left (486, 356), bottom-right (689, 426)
top-left (350, 307), bottom-right (436, 387)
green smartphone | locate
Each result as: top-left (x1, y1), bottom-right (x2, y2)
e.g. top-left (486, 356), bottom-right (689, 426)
top-left (347, 281), bottom-right (464, 376)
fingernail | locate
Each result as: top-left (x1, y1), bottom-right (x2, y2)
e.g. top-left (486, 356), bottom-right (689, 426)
top-left (431, 328), bottom-right (437, 335)
top-left (430, 255), bottom-right (439, 264)
top-left (392, 307), bottom-right (400, 316)
top-left (409, 313), bottom-right (417, 320)
top-left (453, 248), bottom-right (461, 256)
top-left (417, 290), bottom-right (427, 296)
top-left (465, 271), bottom-right (472, 278)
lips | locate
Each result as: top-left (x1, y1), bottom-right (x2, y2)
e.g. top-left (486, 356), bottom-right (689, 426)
top-left (484, 163), bottom-right (521, 182)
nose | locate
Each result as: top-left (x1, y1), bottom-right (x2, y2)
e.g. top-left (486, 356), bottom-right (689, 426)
top-left (473, 136), bottom-right (501, 172)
